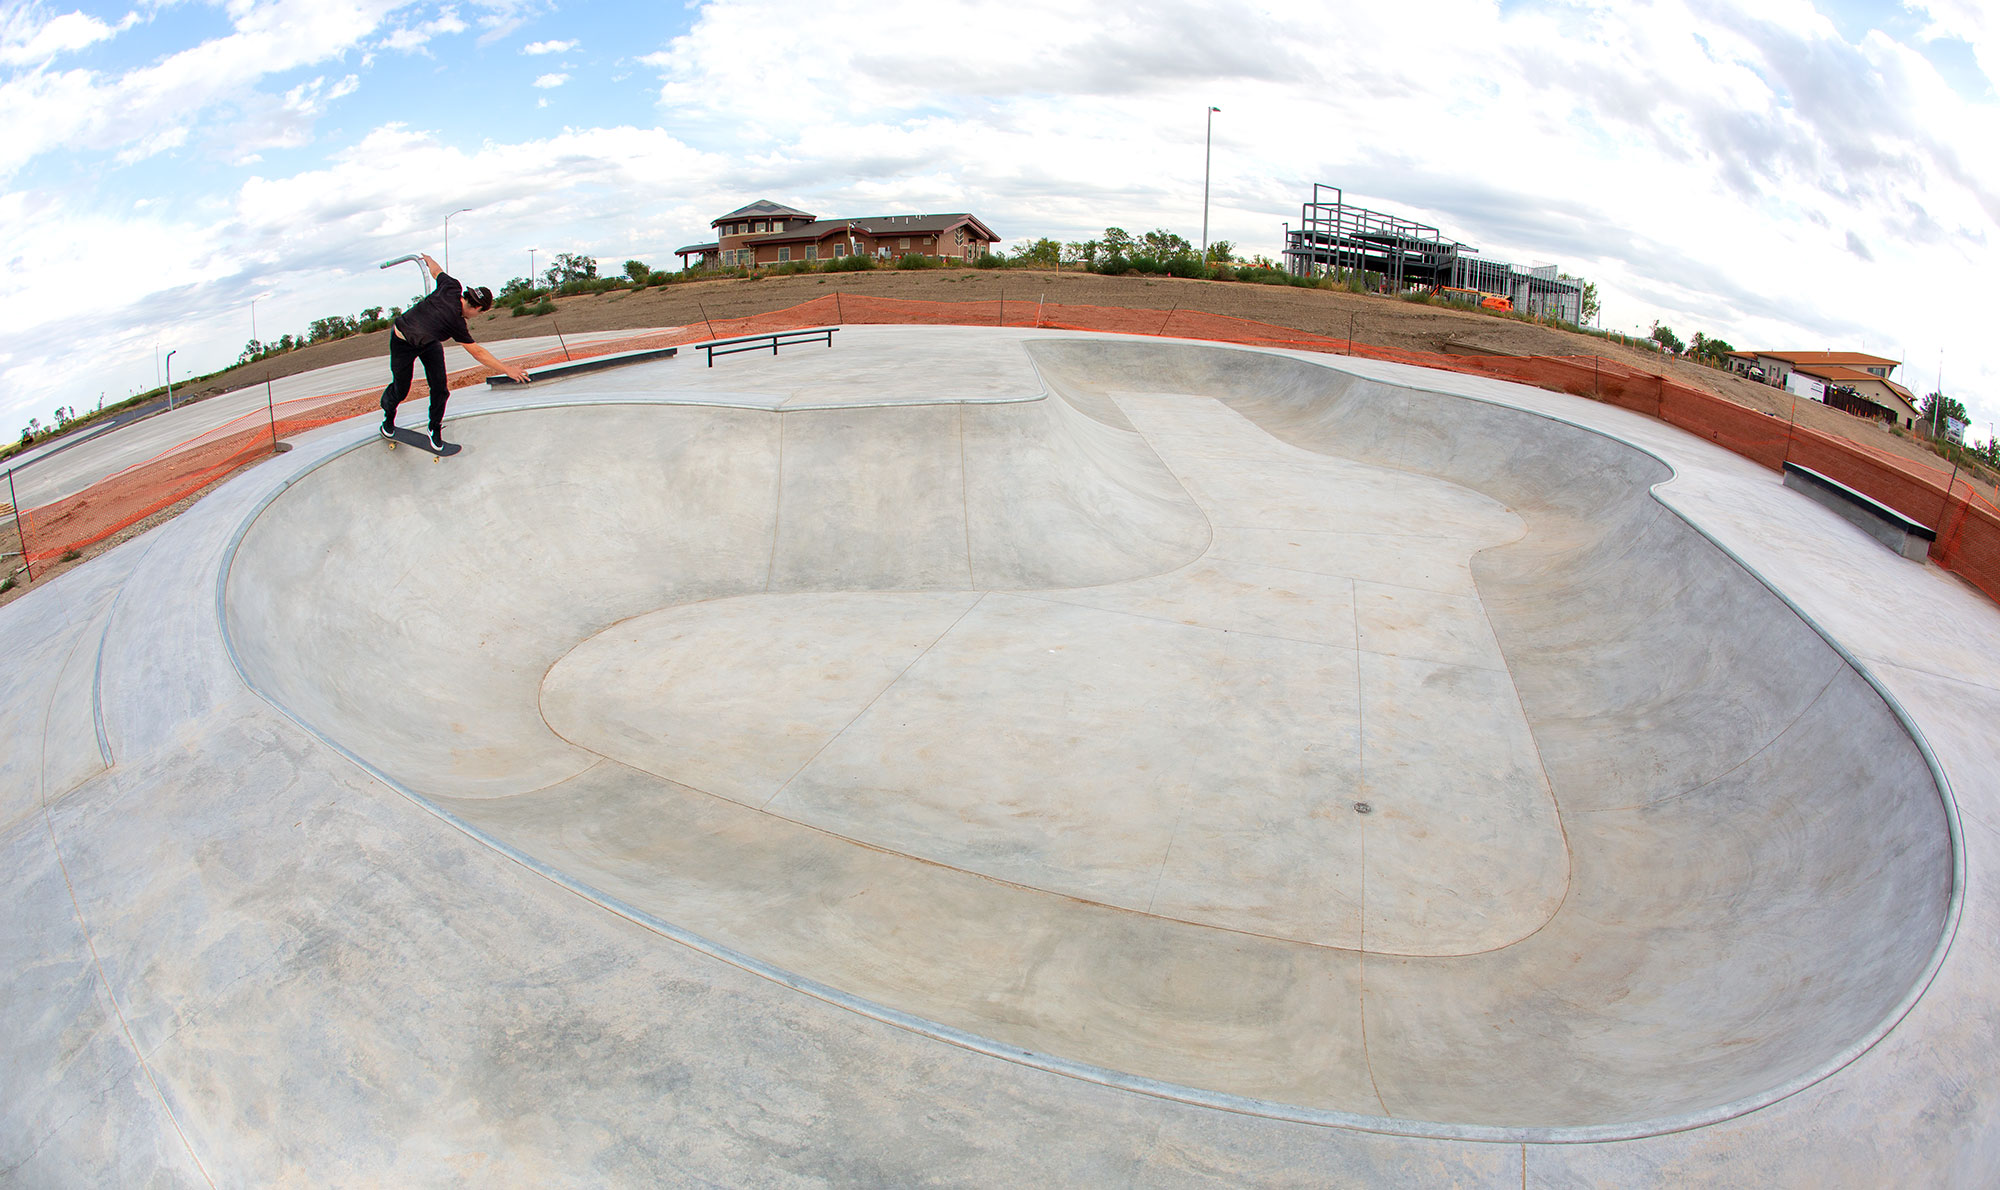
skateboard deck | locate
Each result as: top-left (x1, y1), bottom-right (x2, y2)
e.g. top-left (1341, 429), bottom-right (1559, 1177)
top-left (383, 426), bottom-right (462, 459)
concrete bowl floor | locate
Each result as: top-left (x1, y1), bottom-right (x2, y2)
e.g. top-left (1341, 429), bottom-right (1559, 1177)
top-left (6, 327), bottom-right (1995, 1185)
top-left (220, 338), bottom-right (1949, 1134)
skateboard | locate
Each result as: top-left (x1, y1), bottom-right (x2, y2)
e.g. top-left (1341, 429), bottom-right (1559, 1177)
top-left (383, 426), bottom-right (463, 460)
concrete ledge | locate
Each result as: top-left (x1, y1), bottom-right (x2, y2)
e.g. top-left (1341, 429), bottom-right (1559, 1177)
top-left (487, 345), bottom-right (678, 386)
top-left (1783, 462), bottom-right (1935, 561)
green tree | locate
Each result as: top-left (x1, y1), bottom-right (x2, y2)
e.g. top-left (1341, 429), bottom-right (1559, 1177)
top-left (238, 339), bottom-right (265, 365)
top-left (623, 259), bottom-right (650, 284)
top-left (498, 276), bottom-right (537, 303)
top-left (1062, 239), bottom-right (1099, 267)
top-left (1138, 228), bottom-right (1193, 259)
top-left (543, 252), bottom-right (598, 288)
top-left (1206, 239), bottom-right (1235, 265)
top-left (1579, 280), bottom-right (1600, 324)
top-left (1100, 227), bottom-right (1134, 255)
top-left (1010, 237), bottom-right (1061, 268)
top-left (308, 315), bottom-right (356, 343)
top-left (1918, 392), bottom-right (1969, 438)
top-left (1649, 322), bottom-right (1685, 356)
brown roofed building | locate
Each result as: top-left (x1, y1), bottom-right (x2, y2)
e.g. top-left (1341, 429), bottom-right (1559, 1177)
top-left (1724, 349), bottom-right (1919, 429)
top-left (676, 199), bottom-right (1000, 270)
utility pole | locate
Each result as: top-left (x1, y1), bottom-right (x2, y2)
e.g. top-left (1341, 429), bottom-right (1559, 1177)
top-left (1201, 105), bottom-right (1221, 265)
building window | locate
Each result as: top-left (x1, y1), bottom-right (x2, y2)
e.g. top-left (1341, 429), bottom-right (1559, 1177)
top-left (898, 237), bottom-right (910, 249)
top-left (804, 245), bottom-right (817, 261)
top-left (755, 221), bottom-right (767, 233)
top-left (777, 246), bottom-right (790, 262)
top-left (833, 243), bottom-right (847, 257)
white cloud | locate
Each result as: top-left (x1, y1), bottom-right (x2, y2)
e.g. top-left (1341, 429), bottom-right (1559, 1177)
top-left (0, 0), bottom-right (410, 179)
top-left (464, 0), bottom-right (543, 43)
top-left (0, 6), bottom-right (129, 66)
top-left (380, 27), bottom-right (433, 52)
top-left (523, 38), bottom-right (575, 54)
top-left (533, 71), bottom-right (567, 88)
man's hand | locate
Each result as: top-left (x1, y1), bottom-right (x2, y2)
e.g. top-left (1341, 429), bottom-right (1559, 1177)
top-left (420, 253), bottom-right (442, 278)
top-left (466, 342), bottom-right (530, 383)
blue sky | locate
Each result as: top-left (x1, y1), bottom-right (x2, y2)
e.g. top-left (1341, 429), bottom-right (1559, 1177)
top-left (2, 0), bottom-right (1997, 439)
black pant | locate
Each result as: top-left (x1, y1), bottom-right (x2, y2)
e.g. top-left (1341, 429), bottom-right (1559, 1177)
top-left (380, 333), bottom-right (450, 434)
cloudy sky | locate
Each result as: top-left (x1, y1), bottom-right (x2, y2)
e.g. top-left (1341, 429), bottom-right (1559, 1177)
top-left (1, 0), bottom-right (1996, 441)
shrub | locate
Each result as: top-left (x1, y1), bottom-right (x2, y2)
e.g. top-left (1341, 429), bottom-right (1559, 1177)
top-left (0, 575), bottom-right (14, 593)
top-left (58, 549), bottom-right (82, 563)
top-left (513, 298), bottom-right (556, 317)
top-left (894, 253), bottom-right (942, 270)
top-left (1400, 291), bottom-right (1434, 305)
top-left (972, 252), bottom-right (1005, 269)
top-left (822, 253), bottom-right (875, 272)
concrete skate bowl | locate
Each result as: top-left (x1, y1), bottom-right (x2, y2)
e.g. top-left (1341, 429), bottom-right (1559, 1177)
top-left (220, 339), bottom-right (1957, 1141)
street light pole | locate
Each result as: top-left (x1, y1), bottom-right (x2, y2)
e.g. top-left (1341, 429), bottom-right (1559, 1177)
top-left (165, 349), bottom-right (178, 411)
top-left (529, 247), bottom-right (539, 290)
top-left (444, 207), bottom-right (473, 273)
top-left (1201, 105), bottom-right (1220, 265)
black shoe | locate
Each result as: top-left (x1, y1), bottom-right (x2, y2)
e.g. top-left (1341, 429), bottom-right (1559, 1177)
top-left (429, 428), bottom-right (447, 451)
top-left (379, 420), bottom-right (395, 440)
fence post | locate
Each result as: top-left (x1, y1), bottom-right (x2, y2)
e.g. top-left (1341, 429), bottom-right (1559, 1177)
top-left (6, 467), bottom-right (27, 583)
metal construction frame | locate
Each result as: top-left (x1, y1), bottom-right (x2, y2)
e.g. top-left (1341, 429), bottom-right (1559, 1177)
top-left (1284, 184), bottom-right (1586, 323)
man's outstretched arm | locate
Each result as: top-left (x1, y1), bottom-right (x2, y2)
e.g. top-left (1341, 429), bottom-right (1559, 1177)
top-left (465, 342), bottom-right (531, 384)
top-left (420, 253), bottom-right (443, 279)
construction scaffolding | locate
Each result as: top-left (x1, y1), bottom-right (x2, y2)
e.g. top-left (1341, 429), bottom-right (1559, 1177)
top-left (1285, 184), bottom-right (1586, 322)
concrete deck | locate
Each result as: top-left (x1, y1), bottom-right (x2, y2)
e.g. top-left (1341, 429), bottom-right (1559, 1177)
top-left (4, 326), bottom-right (1997, 1185)
top-left (4, 328), bottom-right (655, 508)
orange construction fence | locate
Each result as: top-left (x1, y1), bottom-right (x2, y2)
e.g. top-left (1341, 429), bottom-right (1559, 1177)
top-left (10, 294), bottom-right (1998, 608)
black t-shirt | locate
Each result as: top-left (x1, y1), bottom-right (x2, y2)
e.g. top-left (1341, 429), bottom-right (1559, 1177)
top-left (393, 273), bottom-right (475, 349)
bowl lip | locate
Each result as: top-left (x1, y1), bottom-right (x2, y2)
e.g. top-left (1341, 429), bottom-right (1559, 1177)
top-left (210, 332), bottom-right (1966, 1146)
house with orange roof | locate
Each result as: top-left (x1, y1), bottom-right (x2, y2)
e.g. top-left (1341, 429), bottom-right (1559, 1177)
top-left (675, 200), bottom-right (1001, 271)
top-left (1724, 350), bottom-right (1920, 428)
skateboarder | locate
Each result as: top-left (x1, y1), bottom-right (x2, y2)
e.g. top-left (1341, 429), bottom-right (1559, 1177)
top-left (379, 254), bottom-right (530, 450)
